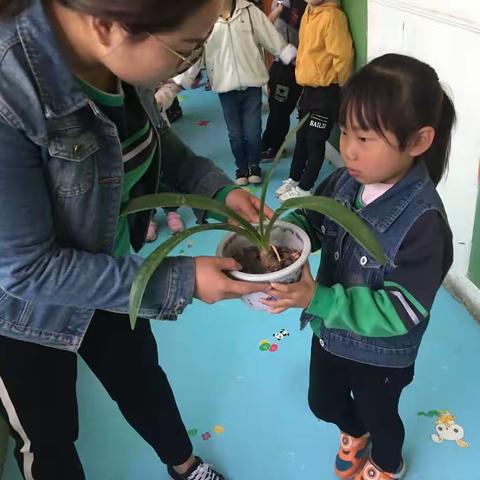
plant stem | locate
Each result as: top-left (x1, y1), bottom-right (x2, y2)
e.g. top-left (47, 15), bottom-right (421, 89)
top-left (270, 244), bottom-right (282, 262)
top-left (258, 113), bottom-right (310, 242)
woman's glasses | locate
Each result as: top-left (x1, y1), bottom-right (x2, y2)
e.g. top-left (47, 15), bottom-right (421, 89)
top-left (152, 29), bottom-right (213, 74)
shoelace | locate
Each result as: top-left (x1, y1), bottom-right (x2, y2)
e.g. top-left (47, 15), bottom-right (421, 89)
top-left (187, 462), bottom-right (218, 480)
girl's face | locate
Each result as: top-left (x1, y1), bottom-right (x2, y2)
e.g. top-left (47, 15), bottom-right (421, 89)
top-left (93, 0), bottom-right (221, 88)
top-left (339, 116), bottom-right (435, 185)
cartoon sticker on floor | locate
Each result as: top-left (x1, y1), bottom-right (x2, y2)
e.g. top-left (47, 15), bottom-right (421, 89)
top-left (273, 329), bottom-right (290, 341)
top-left (418, 410), bottom-right (469, 448)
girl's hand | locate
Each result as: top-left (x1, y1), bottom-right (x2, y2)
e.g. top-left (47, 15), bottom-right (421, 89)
top-left (225, 189), bottom-right (274, 223)
top-left (261, 263), bottom-right (315, 314)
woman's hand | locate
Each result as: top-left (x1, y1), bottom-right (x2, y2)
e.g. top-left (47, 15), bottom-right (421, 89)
top-left (260, 263), bottom-right (316, 314)
top-left (194, 257), bottom-right (269, 304)
top-left (225, 189), bottom-right (274, 223)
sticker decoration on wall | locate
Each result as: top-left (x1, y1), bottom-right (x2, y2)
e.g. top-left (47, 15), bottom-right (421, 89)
top-left (195, 120), bottom-right (210, 127)
top-left (418, 410), bottom-right (469, 448)
top-left (188, 429), bottom-right (198, 438)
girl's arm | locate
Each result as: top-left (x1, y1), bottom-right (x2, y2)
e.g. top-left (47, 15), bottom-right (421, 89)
top-left (268, 3), bottom-right (284, 23)
top-left (283, 210), bottom-right (322, 252)
top-left (282, 168), bottom-right (346, 252)
top-left (248, 5), bottom-right (297, 64)
top-left (268, 212), bottom-right (452, 337)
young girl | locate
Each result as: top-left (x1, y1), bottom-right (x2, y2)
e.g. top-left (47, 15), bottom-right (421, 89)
top-left (176, 0), bottom-right (297, 185)
top-left (0, 1), bottom-right (272, 479)
top-left (277, 0), bottom-right (353, 201)
top-left (263, 54), bottom-right (455, 479)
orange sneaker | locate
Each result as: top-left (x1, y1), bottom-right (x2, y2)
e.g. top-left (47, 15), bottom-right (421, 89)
top-left (335, 432), bottom-right (371, 479)
top-left (354, 459), bottom-right (406, 480)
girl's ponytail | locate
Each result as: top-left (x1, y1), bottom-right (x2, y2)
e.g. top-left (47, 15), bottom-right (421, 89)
top-left (422, 90), bottom-right (456, 186)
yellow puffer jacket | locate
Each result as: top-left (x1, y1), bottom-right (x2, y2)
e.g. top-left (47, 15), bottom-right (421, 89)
top-left (296, 2), bottom-right (354, 87)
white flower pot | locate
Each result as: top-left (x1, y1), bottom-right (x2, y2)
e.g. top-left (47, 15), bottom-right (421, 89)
top-left (216, 221), bottom-right (312, 311)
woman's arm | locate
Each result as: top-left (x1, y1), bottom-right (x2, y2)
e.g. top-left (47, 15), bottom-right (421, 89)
top-left (0, 121), bottom-right (195, 318)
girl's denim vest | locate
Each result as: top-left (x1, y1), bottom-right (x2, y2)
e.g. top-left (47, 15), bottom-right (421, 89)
top-left (301, 162), bottom-right (450, 368)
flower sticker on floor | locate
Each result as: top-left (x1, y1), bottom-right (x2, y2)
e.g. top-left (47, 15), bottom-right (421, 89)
top-left (418, 410), bottom-right (469, 448)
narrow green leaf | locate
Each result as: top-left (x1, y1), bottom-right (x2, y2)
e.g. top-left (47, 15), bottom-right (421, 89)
top-left (258, 114), bottom-right (310, 240)
top-left (266, 196), bottom-right (387, 265)
top-left (129, 223), bottom-right (258, 330)
top-left (121, 192), bottom-right (261, 243)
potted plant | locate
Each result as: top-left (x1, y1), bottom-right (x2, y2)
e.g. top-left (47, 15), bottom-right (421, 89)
top-left (122, 116), bottom-right (386, 328)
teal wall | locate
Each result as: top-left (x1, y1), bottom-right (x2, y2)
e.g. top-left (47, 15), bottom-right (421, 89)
top-left (330, 0), bottom-right (368, 150)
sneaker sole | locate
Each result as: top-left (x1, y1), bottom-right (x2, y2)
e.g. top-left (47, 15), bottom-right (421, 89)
top-left (235, 178), bottom-right (249, 186)
top-left (248, 177), bottom-right (262, 184)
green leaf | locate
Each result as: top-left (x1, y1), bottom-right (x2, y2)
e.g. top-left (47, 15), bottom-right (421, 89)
top-left (129, 223), bottom-right (255, 330)
top-left (121, 192), bottom-right (261, 243)
top-left (266, 196), bottom-right (387, 265)
top-left (258, 114), bottom-right (310, 240)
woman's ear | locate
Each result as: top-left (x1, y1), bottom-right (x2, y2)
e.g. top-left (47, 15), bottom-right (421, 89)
top-left (89, 16), bottom-right (125, 49)
top-left (407, 126), bottom-right (435, 157)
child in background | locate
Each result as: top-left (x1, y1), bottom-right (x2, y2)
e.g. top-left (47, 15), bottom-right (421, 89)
top-left (261, 0), bottom-right (306, 161)
top-left (176, 0), bottom-right (297, 186)
top-left (146, 84), bottom-right (186, 240)
top-left (277, 0), bottom-right (353, 201)
top-left (263, 54), bottom-right (455, 479)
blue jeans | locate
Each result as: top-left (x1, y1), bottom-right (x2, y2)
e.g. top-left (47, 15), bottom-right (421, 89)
top-left (219, 87), bottom-right (262, 172)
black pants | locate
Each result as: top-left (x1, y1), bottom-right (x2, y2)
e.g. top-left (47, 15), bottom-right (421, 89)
top-left (308, 336), bottom-right (414, 473)
top-left (0, 311), bottom-right (192, 480)
top-left (262, 62), bottom-right (303, 154)
top-left (290, 86), bottom-right (340, 191)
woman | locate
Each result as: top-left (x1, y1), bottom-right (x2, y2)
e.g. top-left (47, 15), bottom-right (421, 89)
top-left (0, 1), bottom-right (271, 479)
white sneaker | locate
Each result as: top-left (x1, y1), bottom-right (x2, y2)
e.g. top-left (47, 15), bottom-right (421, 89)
top-left (276, 178), bottom-right (299, 197)
top-left (248, 166), bottom-right (262, 184)
top-left (279, 185), bottom-right (312, 202)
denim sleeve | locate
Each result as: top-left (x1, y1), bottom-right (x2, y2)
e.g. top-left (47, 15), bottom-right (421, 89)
top-left (159, 119), bottom-right (233, 222)
top-left (0, 120), bottom-right (195, 320)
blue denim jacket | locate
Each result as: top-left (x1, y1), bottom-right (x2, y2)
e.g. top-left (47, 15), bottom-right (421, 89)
top-left (0, 0), bottom-right (232, 351)
top-left (301, 162), bottom-right (450, 367)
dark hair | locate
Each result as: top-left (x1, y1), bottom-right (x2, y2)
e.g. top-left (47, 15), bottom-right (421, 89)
top-left (0, 0), bottom-right (213, 34)
top-left (339, 53), bottom-right (456, 185)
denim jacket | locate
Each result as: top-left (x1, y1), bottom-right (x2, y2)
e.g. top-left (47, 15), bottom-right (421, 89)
top-left (0, 0), bottom-right (232, 351)
top-left (301, 162), bottom-right (451, 367)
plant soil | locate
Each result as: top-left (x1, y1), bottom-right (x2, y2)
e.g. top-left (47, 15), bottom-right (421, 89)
top-left (232, 245), bottom-right (301, 274)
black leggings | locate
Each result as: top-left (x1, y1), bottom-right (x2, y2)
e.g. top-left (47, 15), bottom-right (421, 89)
top-left (290, 86), bottom-right (340, 191)
top-left (0, 311), bottom-right (192, 479)
top-left (308, 336), bottom-right (414, 473)
top-left (262, 62), bottom-right (303, 153)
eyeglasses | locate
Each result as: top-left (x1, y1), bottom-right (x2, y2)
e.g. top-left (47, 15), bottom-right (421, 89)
top-left (152, 34), bottom-right (209, 75)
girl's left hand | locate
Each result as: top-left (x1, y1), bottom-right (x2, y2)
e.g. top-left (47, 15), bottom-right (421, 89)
top-left (225, 189), bottom-right (273, 223)
top-left (261, 263), bottom-right (316, 314)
